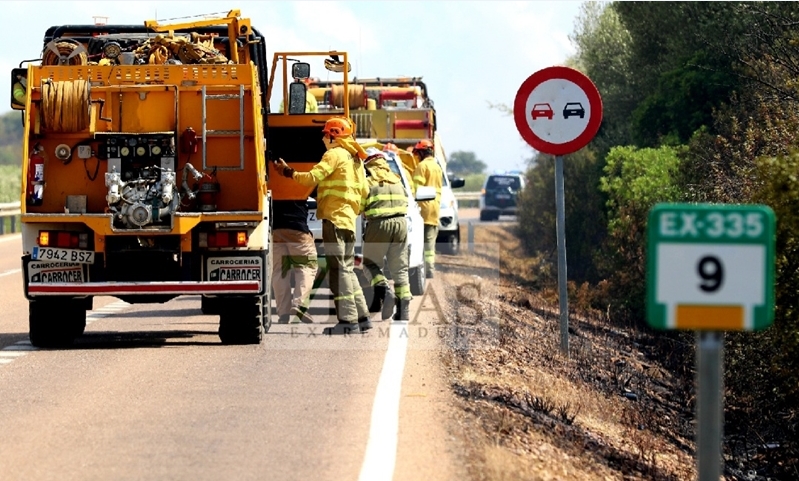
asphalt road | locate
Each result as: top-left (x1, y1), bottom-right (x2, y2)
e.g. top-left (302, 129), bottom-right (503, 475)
top-left (0, 234), bottom-right (462, 481)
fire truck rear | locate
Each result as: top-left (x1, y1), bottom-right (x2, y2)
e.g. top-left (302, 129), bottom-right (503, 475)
top-left (10, 10), bottom-right (272, 347)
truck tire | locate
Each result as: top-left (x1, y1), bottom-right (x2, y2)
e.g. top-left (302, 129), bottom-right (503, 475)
top-left (201, 295), bottom-right (221, 315)
top-left (409, 265), bottom-right (426, 296)
top-left (218, 296), bottom-right (263, 345)
top-left (29, 299), bottom-right (82, 348)
top-left (438, 231), bottom-right (460, 256)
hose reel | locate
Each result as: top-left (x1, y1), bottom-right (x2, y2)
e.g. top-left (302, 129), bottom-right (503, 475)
top-left (42, 39), bottom-right (89, 66)
top-left (41, 79), bottom-right (91, 132)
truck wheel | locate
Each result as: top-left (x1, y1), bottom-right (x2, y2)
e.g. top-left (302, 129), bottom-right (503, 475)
top-left (218, 297), bottom-right (263, 345)
top-left (201, 295), bottom-right (221, 315)
top-left (29, 299), bottom-right (78, 348)
top-left (409, 265), bottom-right (426, 296)
top-left (438, 232), bottom-right (460, 256)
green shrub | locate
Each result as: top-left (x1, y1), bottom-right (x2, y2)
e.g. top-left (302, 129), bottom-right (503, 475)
top-left (598, 145), bottom-right (683, 323)
top-left (517, 148), bottom-right (607, 283)
top-left (0, 165), bottom-right (20, 203)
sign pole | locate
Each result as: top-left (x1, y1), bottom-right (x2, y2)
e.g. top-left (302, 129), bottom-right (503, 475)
top-left (697, 331), bottom-right (723, 481)
top-left (555, 155), bottom-right (569, 356)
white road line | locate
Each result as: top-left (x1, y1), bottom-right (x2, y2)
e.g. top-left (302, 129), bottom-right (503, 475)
top-left (358, 320), bottom-right (410, 481)
top-left (3, 344), bottom-right (35, 351)
top-left (0, 351), bottom-right (28, 357)
top-left (0, 268), bottom-right (21, 278)
top-left (0, 234), bottom-right (21, 243)
top-left (0, 358), bottom-right (13, 364)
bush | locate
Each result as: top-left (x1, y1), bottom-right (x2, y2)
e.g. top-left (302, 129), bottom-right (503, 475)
top-left (517, 148), bottom-right (607, 283)
top-left (0, 165), bottom-right (21, 203)
top-left (598, 145), bottom-right (683, 323)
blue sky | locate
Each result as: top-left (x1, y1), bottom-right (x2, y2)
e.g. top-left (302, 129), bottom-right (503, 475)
top-left (1, 1), bottom-right (583, 173)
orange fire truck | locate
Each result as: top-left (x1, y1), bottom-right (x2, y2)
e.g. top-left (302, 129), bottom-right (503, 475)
top-left (10, 10), bottom-right (274, 346)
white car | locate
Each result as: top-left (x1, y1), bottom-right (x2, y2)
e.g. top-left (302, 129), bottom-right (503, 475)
top-left (306, 151), bottom-right (433, 295)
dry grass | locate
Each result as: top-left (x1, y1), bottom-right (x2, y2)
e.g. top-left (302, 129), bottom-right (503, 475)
top-left (435, 222), bottom-right (697, 481)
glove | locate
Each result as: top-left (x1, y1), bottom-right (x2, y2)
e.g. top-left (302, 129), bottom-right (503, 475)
top-left (273, 158), bottom-right (294, 178)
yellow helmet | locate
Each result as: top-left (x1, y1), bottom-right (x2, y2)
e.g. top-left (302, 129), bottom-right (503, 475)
top-left (322, 117), bottom-right (354, 139)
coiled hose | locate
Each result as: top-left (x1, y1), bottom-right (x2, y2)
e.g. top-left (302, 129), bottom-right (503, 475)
top-left (42, 41), bottom-right (88, 66)
top-left (41, 80), bottom-right (90, 132)
top-left (331, 84), bottom-right (366, 109)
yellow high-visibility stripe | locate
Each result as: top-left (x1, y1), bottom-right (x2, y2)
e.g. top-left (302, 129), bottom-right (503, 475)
top-left (366, 194), bottom-right (407, 202)
top-left (371, 274), bottom-right (387, 286)
top-left (334, 294), bottom-right (355, 301)
top-left (365, 205), bottom-right (407, 217)
top-left (395, 284), bottom-right (411, 299)
top-left (319, 179), bottom-right (358, 188)
top-left (318, 189), bottom-right (365, 203)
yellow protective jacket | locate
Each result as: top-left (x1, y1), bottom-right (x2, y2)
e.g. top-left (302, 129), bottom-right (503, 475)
top-left (412, 156), bottom-right (443, 225)
top-left (363, 158), bottom-right (408, 219)
top-left (292, 138), bottom-right (368, 232)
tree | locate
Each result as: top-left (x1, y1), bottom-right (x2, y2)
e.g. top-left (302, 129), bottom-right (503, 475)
top-left (447, 151), bottom-right (486, 176)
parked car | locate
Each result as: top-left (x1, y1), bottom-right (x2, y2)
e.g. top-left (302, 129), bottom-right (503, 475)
top-left (437, 165), bottom-right (466, 256)
top-left (306, 151), bottom-right (434, 295)
top-left (479, 172), bottom-right (525, 221)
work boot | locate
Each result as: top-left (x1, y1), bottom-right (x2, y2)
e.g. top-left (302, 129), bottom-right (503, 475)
top-left (290, 306), bottom-right (314, 324)
top-left (358, 316), bottom-right (373, 332)
top-left (369, 285), bottom-right (386, 313)
top-left (381, 288), bottom-right (396, 320)
top-left (277, 314), bottom-right (291, 324)
top-left (393, 298), bottom-right (411, 321)
top-left (323, 322), bottom-right (361, 335)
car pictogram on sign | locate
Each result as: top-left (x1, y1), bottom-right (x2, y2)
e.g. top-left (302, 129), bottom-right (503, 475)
top-left (562, 102), bottom-right (585, 119)
top-left (531, 103), bottom-right (553, 120)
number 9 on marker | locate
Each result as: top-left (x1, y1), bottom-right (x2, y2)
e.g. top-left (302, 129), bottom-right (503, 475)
top-left (646, 203), bottom-right (775, 331)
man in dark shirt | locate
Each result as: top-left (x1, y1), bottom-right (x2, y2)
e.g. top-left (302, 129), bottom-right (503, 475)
top-left (272, 199), bottom-right (318, 324)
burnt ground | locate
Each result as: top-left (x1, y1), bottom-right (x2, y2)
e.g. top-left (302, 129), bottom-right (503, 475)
top-left (432, 221), bottom-right (793, 481)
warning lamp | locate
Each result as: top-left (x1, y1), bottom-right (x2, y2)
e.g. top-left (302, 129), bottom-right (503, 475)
top-left (36, 230), bottom-right (89, 248)
top-left (236, 232), bottom-right (248, 247)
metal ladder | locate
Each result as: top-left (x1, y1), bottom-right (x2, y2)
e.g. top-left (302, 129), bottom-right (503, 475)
top-left (202, 84), bottom-right (245, 171)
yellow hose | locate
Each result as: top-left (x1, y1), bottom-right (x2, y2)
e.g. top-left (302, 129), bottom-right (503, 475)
top-left (331, 84), bottom-right (366, 109)
top-left (41, 80), bottom-right (90, 132)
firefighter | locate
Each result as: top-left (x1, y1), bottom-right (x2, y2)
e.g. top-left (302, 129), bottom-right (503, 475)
top-left (271, 199), bottom-right (317, 324)
top-left (273, 117), bottom-right (371, 335)
top-left (361, 147), bottom-right (411, 321)
top-left (411, 139), bottom-right (443, 279)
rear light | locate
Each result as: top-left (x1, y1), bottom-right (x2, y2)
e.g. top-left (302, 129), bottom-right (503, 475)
top-left (481, 188), bottom-right (485, 194)
top-left (37, 230), bottom-right (89, 248)
top-left (203, 231), bottom-right (249, 248)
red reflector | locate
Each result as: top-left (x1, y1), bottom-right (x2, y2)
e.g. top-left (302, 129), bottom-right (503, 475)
top-left (57, 232), bottom-right (71, 248)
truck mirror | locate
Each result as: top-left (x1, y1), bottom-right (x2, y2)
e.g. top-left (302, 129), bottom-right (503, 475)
top-left (415, 186), bottom-right (436, 201)
top-left (10, 68), bottom-right (27, 111)
top-left (450, 177), bottom-right (466, 188)
top-left (291, 62), bottom-right (311, 80)
top-left (288, 82), bottom-right (307, 114)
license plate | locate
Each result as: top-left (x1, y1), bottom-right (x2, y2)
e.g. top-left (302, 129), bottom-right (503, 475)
top-left (496, 194), bottom-right (510, 200)
top-left (308, 210), bottom-right (317, 222)
top-left (206, 256), bottom-right (263, 283)
top-left (28, 262), bottom-right (85, 283)
top-left (32, 247), bottom-right (95, 264)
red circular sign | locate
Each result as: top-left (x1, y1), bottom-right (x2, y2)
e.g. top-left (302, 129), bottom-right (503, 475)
top-left (513, 66), bottom-right (602, 156)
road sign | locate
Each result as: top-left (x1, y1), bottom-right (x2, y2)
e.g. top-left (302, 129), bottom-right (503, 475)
top-left (646, 203), bottom-right (775, 331)
top-left (513, 66), bottom-right (603, 156)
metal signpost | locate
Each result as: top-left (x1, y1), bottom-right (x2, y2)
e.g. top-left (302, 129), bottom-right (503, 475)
top-left (513, 66), bottom-right (602, 356)
top-left (646, 203), bottom-right (775, 480)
